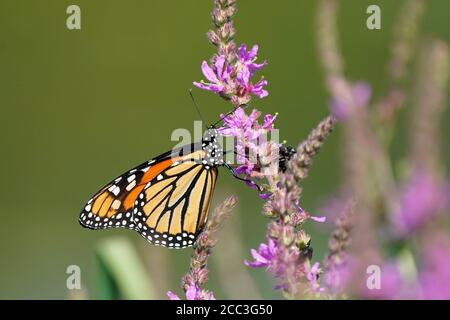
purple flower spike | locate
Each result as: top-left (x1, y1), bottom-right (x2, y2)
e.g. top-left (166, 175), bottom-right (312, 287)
top-left (391, 170), bottom-right (449, 236)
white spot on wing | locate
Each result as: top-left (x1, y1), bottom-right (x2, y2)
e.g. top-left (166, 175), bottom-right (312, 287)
top-left (111, 200), bottom-right (121, 210)
top-left (112, 186), bottom-right (120, 196)
top-left (126, 180), bottom-right (136, 191)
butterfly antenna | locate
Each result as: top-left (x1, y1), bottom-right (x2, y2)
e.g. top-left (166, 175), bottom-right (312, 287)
top-left (189, 89), bottom-right (208, 129)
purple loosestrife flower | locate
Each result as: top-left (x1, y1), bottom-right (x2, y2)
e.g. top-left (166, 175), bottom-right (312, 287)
top-left (219, 107), bottom-right (277, 177)
top-left (244, 238), bottom-right (277, 268)
top-left (194, 43), bottom-right (268, 106)
top-left (391, 170), bottom-right (450, 236)
top-left (328, 78), bottom-right (372, 120)
top-left (237, 44), bottom-right (267, 75)
top-left (193, 56), bottom-right (231, 94)
top-left (245, 237), bottom-right (300, 290)
top-left (246, 212), bottom-right (327, 294)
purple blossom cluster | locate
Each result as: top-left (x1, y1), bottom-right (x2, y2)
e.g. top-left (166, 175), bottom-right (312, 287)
top-left (245, 208), bottom-right (326, 295)
top-left (194, 44), bottom-right (268, 106)
top-left (219, 106), bottom-right (277, 176)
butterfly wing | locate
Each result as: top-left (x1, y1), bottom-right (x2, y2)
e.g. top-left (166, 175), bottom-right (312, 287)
top-left (79, 144), bottom-right (219, 249)
top-left (133, 152), bottom-right (218, 248)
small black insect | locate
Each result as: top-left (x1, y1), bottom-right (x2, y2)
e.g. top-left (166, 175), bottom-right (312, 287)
top-left (278, 145), bottom-right (296, 173)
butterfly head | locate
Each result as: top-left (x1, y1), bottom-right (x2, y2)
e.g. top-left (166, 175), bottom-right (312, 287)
top-left (201, 127), bottom-right (223, 167)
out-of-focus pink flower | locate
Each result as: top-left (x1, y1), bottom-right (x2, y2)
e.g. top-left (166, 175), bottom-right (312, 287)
top-left (391, 170), bottom-right (450, 236)
top-left (329, 78), bottom-right (372, 120)
top-left (359, 262), bottom-right (404, 299)
top-left (418, 235), bottom-right (450, 299)
top-left (323, 261), bottom-right (351, 294)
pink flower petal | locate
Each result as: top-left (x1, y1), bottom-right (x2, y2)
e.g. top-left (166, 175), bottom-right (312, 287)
top-left (248, 44), bottom-right (259, 60)
top-left (214, 56), bottom-right (226, 79)
top-left (200, 61), bottom-right (219, 83)
top-left (310, 215), bottom-right (327, 223)
top-left (166, 291), bottom-right (181, 300)
top-left (237, 44), bottom-right (248, 60)
top-left (193, 81), bottom-right (224, 93)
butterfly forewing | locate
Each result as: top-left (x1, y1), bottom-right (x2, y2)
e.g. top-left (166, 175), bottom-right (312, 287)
top-left (79, 147), bottom-right (182, 231)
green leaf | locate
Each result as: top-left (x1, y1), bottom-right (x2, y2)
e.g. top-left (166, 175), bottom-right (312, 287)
top-left (95, 237), bottom-right (156, 300)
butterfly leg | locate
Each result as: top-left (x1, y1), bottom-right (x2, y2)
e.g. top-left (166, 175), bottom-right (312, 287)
top-left (223, 162), bottom-right (263, 192)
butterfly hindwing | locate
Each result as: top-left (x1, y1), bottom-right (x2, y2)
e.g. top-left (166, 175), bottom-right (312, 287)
top-left (132, 150), bottom-right (218, 248)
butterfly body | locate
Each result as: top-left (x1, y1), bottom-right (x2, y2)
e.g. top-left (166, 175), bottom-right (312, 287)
top-left (79, 128), bottom-right (222, 249)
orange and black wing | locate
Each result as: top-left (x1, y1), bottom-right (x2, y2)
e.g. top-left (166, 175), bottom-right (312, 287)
top-left (79, 145), bottom-right (218, 249)
top-left (133, 149), bottom-right (218, 248)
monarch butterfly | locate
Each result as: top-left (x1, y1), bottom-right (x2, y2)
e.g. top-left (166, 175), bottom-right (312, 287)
top-left (79, 126), bottom-right (262, 249)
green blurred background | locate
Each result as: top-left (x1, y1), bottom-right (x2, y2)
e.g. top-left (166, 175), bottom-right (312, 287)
top-left (0, 0), bottom-right (449, 299)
